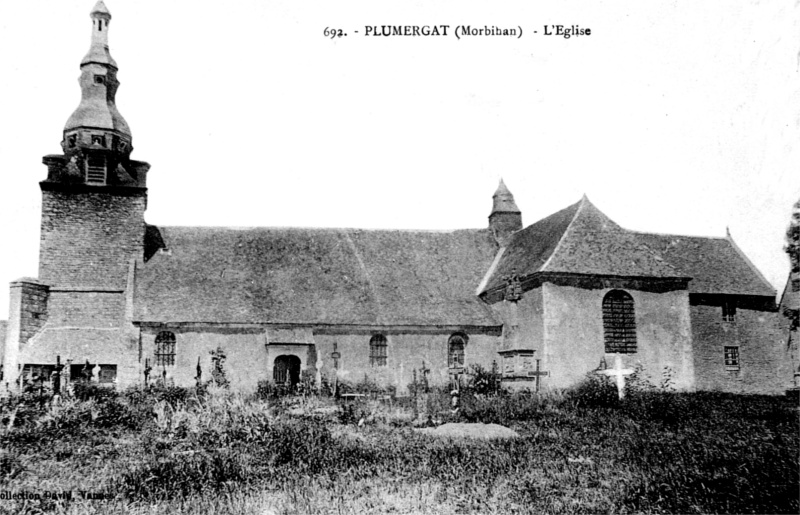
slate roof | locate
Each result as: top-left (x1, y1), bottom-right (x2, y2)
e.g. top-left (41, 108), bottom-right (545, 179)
top-left (481, 196), bottom-right (775, 298)
top-left (779, 276), bottom-right (799, 313)
top-left (134, 227), bottom-right (500, 326)
top-left (481, 197), bottom-right (686, 293)
top-left (634, 232), bottom-right (777, 296)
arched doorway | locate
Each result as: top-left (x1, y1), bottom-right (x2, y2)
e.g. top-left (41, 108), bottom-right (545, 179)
top-left (273, 355), bottom-right (301, 388)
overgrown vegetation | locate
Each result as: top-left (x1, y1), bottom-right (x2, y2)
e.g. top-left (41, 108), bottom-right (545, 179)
top-left (1, 378), bottom-right (797, 514)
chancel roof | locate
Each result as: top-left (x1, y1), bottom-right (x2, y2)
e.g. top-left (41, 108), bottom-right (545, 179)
top-left (480, 196), bottom-right (775, 298)
top-left (134, 226), bottom-right (500, 326)
top-left (481, 197), bottom-right (686, 294)
top-left (634, 232), bottom-right (777, 297)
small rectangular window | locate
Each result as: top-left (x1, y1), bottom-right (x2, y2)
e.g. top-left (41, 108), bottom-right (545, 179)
top-left (724, 346), bottom-right (740, 371)
top-left (99, 365), bottom-right (117, 384)
top-left (22, 364), bottom-right (55, 383)
top-left (86, 155), bottom-right (107, 184)
top-left (69, 363), bottom-right (96, 382)
top-left (722, 301), bottom-right (736, 322)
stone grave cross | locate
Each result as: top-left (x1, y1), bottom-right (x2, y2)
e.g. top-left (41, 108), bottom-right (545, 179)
top-left (530, 359), bottom-right (549, 392)
top-left (596, 355), bottom-right (634, 400)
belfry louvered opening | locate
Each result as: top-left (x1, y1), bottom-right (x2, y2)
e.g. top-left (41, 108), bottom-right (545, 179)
top-left (85, 155), bottom-right (107, 185)
top-left (602, 290), bottom-right (637, 353)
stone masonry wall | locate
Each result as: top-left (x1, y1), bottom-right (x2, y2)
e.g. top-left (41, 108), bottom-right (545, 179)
top-left (135, 327), bottom-right (500, 394)
top-left (314, 331), bottom-right (499, 396)
top-left (691, 303), bottom-right (786, 394)
top-left (46, 291), bottom-right (125, 328)
top-left (39, 190), bottom-right (146, 289)
top-left (140, 327), bottom-right (269, 391)
top-left (15, 280), bottom-right (50, 345)
top-left (542, 283), bottom-right (694, 390)
top-left (3, 279), bottom-right (50, 385)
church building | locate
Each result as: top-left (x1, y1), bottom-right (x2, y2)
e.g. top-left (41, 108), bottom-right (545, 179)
top-left (1, 3), bottom-right (791, 395)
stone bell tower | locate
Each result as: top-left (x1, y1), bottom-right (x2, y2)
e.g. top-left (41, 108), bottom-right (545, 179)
top-left (39, 1), bottom-right (150, 290)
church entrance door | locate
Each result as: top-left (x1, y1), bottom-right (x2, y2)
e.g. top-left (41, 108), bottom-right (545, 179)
top-left (273, 355), bottom-right (301, 388)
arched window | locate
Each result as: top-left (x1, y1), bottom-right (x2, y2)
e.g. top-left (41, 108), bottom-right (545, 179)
top-left (155, 331), bottom-right (176, 366)
top-left (369, 334), bottom-right (387, 367)
top-left (602, 290), bottom-right (637, 353)
top-left (448, 333), bottom-right (467, 368)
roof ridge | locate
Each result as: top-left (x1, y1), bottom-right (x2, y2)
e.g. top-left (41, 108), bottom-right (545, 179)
top-left (156, 225), bottom-right (487, 234)
top-left (628, 229), bottom-right (728, 240)
top-left (725, 232), bottom-right (777, 295)
top-left (540, 197), bottom-right (585, 272)
top-left (476, 246), bottom-right (506, 295)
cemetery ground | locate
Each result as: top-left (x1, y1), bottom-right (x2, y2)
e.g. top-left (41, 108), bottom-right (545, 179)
top-left (0, 372), bottom-right (798, 515)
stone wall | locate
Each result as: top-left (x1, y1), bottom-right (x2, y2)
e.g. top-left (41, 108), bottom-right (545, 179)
top-left (691, 302), bottom-right (786, 394)
top-left (139, 327), bottom-right (269, 391)
top-left (11, 280), bottom-right (50, 345)
top-left (46, 291), bottom-right (124, 328)
top-left (18, 326), bottom-right (139, 386)
top-left (39, 190), bottom-right (146, 289)
top-left (540, 283), bottom-right (694, 390)
top-left (135, 326), bottom-right (500, 394)
top-left (3, 279), bottom-right (51, 387)
top-left (314, 331), bottom-right (498, 395)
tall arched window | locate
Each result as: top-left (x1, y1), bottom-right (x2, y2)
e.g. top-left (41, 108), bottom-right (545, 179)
top-left (369, 334), bottom-right (387, 367)
top-left (448, 333), bottom-right (467, 368)
top-left (155, 331), bottom-right (176, 366)
top-left (602, 290), bottom-right (637, 353)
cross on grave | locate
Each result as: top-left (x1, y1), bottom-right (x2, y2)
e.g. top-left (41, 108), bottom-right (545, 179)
top-left (596, 355), bottom-right (634, 400)
top-left (144, 358), bottom-right (152, 386)
top-left (195, 356), bottom-right (202, 386)
top-left (331, 342), bottom-right (341, 370)
top-left (331, 342), bottom-right (341, 397)
top-left (53, 355), bottom-right (64, 396)
top-left (419, 360), bottom-right (430, 393)
top-left (530, 359), bottom-right (549, 392)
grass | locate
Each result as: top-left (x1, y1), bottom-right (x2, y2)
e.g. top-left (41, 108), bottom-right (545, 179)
top-left (0, 379), bottom-right (797, 514)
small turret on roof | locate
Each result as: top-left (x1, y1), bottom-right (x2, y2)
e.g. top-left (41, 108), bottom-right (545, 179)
top-left (489, 179), bottom-right (523, 245)
top-left (491, 179), bottom-right (521, 214)
top-left (91, 1), bottom-right (111, 16)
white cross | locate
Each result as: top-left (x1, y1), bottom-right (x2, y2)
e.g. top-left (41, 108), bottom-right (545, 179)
top-left (596, 355), bottom-right (634, 400)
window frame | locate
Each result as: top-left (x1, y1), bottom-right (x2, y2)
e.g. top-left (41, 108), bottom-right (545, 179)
top-left (602, 290), bottom-right (638, 354)
top-left (722, 300), bottom-right (737, 323)
top-left (724, 346), bottom-right (740, 371)
top-left (155, 331), bottom-right (177, 367)
top-left (369, 334), bottom-right (388, 367)
top-left (448, 333), bottom-right (467, 369)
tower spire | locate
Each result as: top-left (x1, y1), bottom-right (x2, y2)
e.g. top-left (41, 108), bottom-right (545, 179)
top-left (82, 1), bottom-right (116, 68)
top-left (62, 1), bottom-right (131, 166)
top-left (52, 1), bottom-right (141, 188)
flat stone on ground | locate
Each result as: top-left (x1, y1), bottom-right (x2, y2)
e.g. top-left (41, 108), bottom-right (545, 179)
top-left (415, 423), bottom-right (519, 440)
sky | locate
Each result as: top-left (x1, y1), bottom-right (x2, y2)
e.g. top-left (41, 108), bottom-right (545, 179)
top-left (0, 0), bottom-right (797, 317)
